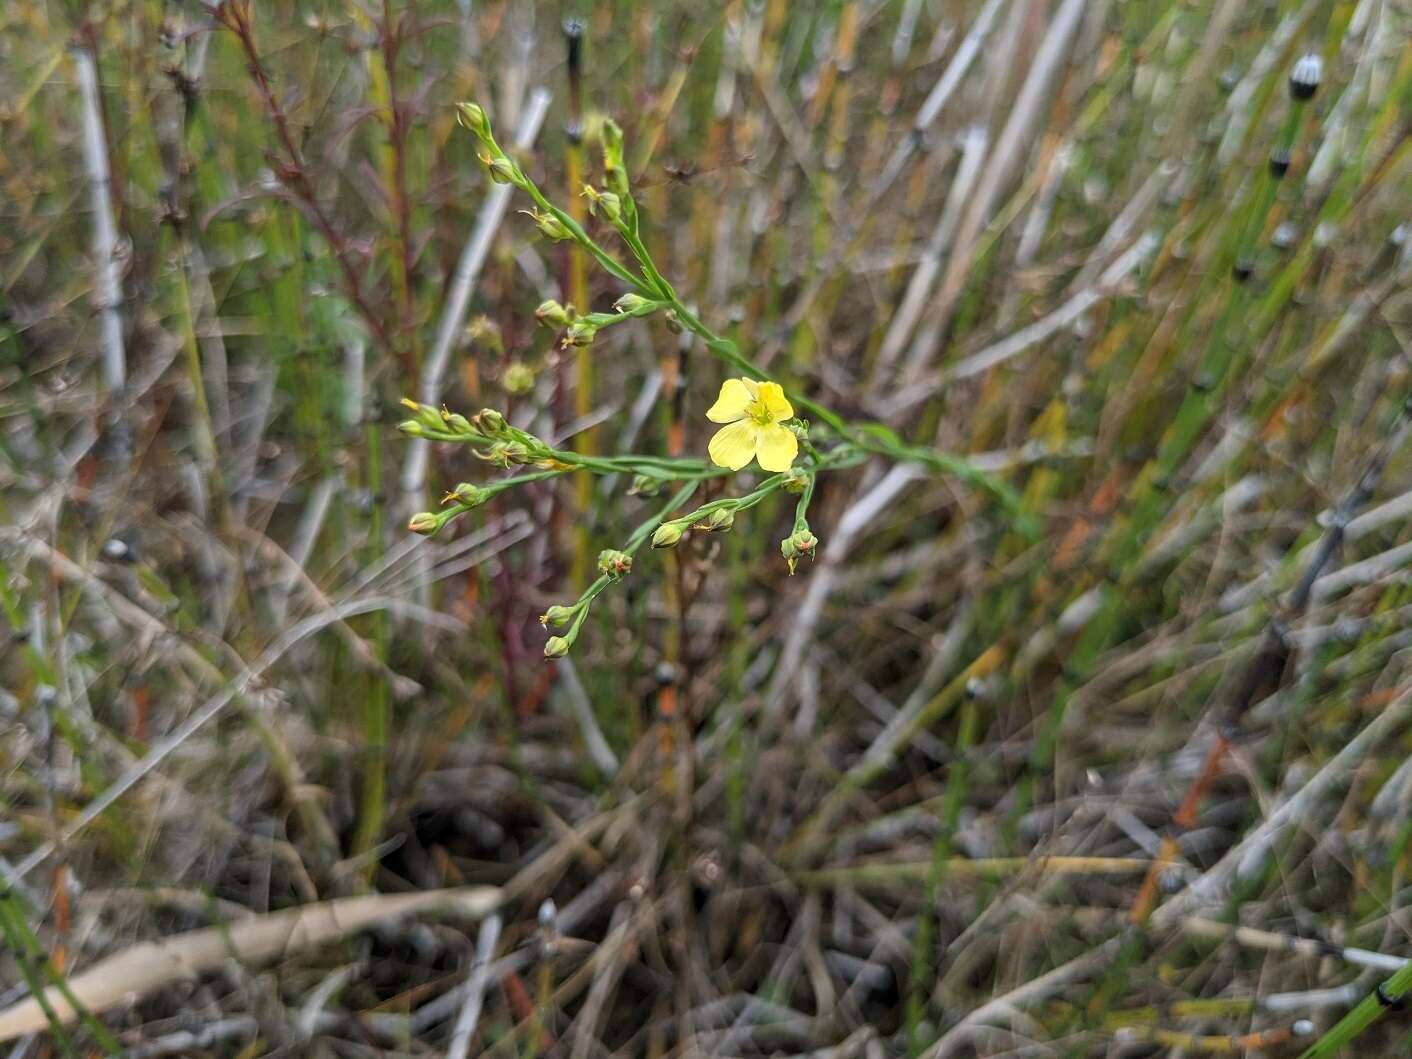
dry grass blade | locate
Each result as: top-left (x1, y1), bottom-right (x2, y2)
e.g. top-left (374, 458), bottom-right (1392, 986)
top-left (0, 887), bottom-right (500, 1041)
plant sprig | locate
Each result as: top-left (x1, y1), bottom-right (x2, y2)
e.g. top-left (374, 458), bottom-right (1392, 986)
top-left (401, 103), bottom-right (1027, 658)
top-left (456, 101), bottom-right (1023, 517)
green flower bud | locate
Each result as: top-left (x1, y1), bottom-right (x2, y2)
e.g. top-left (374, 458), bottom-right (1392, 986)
top-left (521, 208), bottom-right (572, 241)
top-left (473, 408), bottom-right (508, 436)
top-left (628, 475), bottom-right (662, 497)
top-left (780, 528), bottom-right (818, 574)
top-left (601, 118), bottom-right (625, 157)
top-left (455, 101), bottom-right (491, 139)
top-left (563, 319), bottom-right (599, 347)
top-left (478, 440), bottom-right (529, 467)
top-left (791, 528), bottom-right (819, 554)
top-left (601, 119), bottom-right (629, 198)
top-left (781, 467), bottom-right (809, 494)
top-left (408, 512), bottom-right (441, 536)
top-left (700, 508), bottom-right (736, 533)
top-left (401, 397), bottom-right (445, 431)
top-left (597, 549), bottom-right (633, 578)
top-left (535, 300), bottom-right (574, 329)
top-left (503, 361), bottom-right (535, 395)
top-left (442, 411), bottom-right (476, 436)
top-left (651, 522), bottom-right (685, 549)
top-left (540, 604), bottom-right (577, 627)
top-left (582, 185), bottom-right (622, 224)
top-left (543, 635), bottom-right (572, 659)
top-left (448, 482), bottom-right (488, 508)
top-left (397, 419), bottom-right (424, 437)
top-left (613, 292), bottom-right (653, 314)
top-left (479, 151), bottom-right (517, 185)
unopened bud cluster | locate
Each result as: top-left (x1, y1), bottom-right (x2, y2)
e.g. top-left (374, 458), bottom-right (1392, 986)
top-left (598, 549), bottom-right (633, 578)
top-left (397, 398), bottom-right (519, 444)
top-left (400, 398), bottom-right (568, 537)
top-left (533, 292), bottom-right (664, 352)
top-left (649, 500), bottom-right (745, 551)
top-left (780, 527), bottom-right (819, 575)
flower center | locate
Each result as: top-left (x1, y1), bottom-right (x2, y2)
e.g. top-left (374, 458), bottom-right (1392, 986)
top-left (747, 400), bottom-right (774, 426)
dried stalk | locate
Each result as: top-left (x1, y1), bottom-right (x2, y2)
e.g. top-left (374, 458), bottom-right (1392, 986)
top-left (0, 888), bottom-right (500, 1041)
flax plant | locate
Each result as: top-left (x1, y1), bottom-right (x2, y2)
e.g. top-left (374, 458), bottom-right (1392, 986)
top-left (403, 102), bottom-right (1019, 659)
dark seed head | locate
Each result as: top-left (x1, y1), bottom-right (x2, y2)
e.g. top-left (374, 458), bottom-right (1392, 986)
top-left (1268, 147), bottom-right (1291, 178)
top-left (1232, 257), bottom-right (1255, 283)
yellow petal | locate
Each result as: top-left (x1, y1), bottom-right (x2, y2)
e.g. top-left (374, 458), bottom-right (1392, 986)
top-left (708, 420), bottom-right (759, 470)
top-left (755, 423), bottom-right (799, 472)
top-left (756, 381), bottom-right (794, 422)
top-left (706, 378), bottom-right (753, 423)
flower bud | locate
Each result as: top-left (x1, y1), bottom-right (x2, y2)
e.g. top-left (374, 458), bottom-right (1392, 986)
top-left (521, 208), bottom-right (572, 241)
top-left (597, 549), bottom-right (633, 578)
top-left (397, 419), bottom-right (424, 437)
top-left (613, 292), bottom-right (653, 314)
top-left (781, 528), bottom-right (818, 574)
top-left (1289, 53), bottom-right (1322, 101)
top-left (663, 310), bottom-right (684, 335)
top-left (479, 440), bottom-right (529, 467)
top-left (563, 319), bottom-right (599, 347)
top-left (473, 408), bottom-right (508, 436)
top-left (443, 411), bottom-right (476, 436)
top-left (651, 522), bottom-right (684, 549)
top-left (535, 300), bottom-right (573, 329)
top-left (540, 605), bottom-right (576, 627)
top-left (700, 508), bottom-right (736, 533)
top-left (401, 397), bottom-right (445, 431)
top-left (628, 474), bottom-right (662, 497)
top-left (781, 467), bottom-right (809, 494)
top-left (455, 101), bottom-right (490, 139)
top-left (503, 361), bottom-right (535, 395)
top-left (543, 635), bottom-right (571, 659)
top-left (448, 482), bottom-right (488, 508)
top-left (600, 117), bottom-right (624, 157)
top-left (408, 511), bottom-right (441, 536)
top-left (582, 185), bottom-right (622, 224)
top-left (479, 151), bottom-right (517, 185)
top-left (601, 119), bottom-right (629, 198)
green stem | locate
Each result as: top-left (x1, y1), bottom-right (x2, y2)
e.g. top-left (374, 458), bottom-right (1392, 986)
top-left (1298, 963), bottom-right (1412, 1058)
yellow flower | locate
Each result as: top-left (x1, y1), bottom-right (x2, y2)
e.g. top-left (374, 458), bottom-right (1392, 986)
top-left (706, 378), bottom-right (798, 472)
